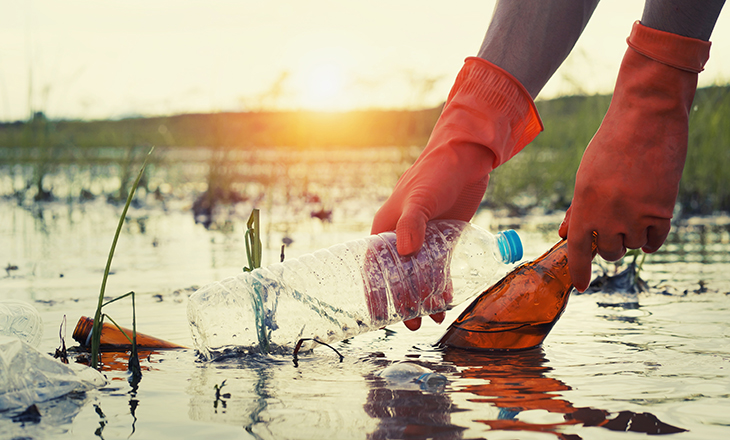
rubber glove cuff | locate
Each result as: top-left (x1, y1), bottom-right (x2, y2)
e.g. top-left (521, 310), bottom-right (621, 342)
top-left (627, 21), bottom-right (711, 73)
top-left (449, 57), bottom-right (543, 168)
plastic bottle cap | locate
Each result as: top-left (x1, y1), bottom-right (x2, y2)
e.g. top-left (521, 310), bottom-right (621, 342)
top-left (498, 230), bottom-right (523, 263)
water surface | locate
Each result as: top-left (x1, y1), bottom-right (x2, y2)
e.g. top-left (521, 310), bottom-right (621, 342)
top-left (1, 154), bottom-right (729, 439)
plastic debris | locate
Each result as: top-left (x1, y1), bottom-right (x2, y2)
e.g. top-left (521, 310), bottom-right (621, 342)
top-left (0, 335), bottom-right (106, 411)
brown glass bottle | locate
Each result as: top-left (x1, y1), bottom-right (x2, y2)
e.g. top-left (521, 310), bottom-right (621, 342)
top-left (438, 239), bottom-right (575, 351)
top-left (73, 316), bottom-right (186, 349)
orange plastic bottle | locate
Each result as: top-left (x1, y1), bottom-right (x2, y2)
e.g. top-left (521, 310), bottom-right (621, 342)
top-left (438, 239), bottom-right (577, 351)
top-left (73, 316), bottom-right (186, 349)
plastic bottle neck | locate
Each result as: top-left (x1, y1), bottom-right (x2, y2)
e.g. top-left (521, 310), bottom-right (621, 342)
top-left (496, 229), bottom-right (523, 263)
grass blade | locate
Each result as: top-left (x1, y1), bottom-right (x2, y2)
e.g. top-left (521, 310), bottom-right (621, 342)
top-left (243, 208), bottom-right (262, 272)
top-left (90, 146), bottom-right (154, 369)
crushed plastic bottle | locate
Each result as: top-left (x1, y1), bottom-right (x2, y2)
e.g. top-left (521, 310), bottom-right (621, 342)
top-left (0, 300), bottom-right (43, 347)
top-left (188, 220), bottom-right (522, 359)
top-left (377, 362), bottom-right (448, 393)
top-left (0, 335), bottom-right (106, 411)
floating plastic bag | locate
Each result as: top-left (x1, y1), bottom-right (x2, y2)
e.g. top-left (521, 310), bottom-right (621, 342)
top-left (0, 335), bottom-right (106, 411)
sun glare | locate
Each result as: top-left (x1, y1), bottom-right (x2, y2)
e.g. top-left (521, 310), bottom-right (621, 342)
top-left (291, 46), bottom-right (353, 111)
top-left (303, 64), bottom-right (344, 108)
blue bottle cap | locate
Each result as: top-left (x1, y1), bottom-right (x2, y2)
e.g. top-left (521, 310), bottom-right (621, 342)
top-left (497, 229), bottom-right (523, 263)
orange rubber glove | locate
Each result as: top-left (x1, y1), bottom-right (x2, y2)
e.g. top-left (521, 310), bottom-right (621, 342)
top-left (371, 57), bottom-right (543, 330)
top-left (559, 21), bottom-right (711, 291)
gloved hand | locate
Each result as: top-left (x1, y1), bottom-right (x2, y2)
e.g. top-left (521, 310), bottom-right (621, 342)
top-left (559, 21), bottom-right (711, 291)
top-left (371, 57), bottom-right (542, 330)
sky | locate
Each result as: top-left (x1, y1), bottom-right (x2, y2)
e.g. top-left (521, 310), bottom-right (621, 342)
top-left (1, 0), bottom-right (728, 121)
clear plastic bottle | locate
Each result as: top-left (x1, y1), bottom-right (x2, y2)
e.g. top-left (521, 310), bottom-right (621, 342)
top-left (187, 219), bottom-right (522, 359)
top-left (0, 300), bottom-right (43, 347)
top-left (377, 362), bottom-right (448, 393)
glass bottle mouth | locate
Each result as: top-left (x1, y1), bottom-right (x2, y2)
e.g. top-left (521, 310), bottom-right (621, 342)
top-left (73, 316), bottom-right (95, 346)
top-left (497, 230), bottom-right (523, 263)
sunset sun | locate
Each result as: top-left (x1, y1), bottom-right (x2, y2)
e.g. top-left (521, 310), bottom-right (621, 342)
top-left (291, 47), bottom-right (353, 111)
top-left (301, 63), bottom-right (345, 109)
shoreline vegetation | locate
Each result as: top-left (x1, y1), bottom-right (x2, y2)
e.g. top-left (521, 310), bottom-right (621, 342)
top-left (0, 85), bottom-right (728, 216)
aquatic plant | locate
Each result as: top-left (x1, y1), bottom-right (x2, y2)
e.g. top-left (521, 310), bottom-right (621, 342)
top-left (97, 291), bottom-right (142, 381)
top-left (243, 208), bottom-right (262, 272)
top-left (89, 146), bottom-right (154, 372)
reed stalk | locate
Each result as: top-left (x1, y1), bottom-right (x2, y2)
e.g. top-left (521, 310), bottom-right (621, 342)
top-left (90, 146), bottom-right (154, 370)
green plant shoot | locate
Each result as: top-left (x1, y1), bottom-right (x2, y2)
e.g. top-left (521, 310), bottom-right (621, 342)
top-left (90, 146), bottom-right (154, 370)
top-left (244, 208), bottom-right (262, 272)
top-left (101, 291), bottom-right (142, 380)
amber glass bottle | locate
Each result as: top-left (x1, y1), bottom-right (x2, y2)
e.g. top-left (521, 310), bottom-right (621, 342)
top-left (438, 239), bottom-right (575, 351)
top-left (73, 316), bottom-right (186, 349)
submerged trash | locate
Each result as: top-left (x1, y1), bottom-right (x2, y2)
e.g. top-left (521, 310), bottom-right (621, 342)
top-left (377, 362), bottom-right (448, 393)
top-left (582, 262), bottom-right (648, 295)
top-left (578, 261), bottom-right (649, 308)
top-left (0, 335), bottom-right (106, 411)
top-left (72, 316), bottom-right (186, 349)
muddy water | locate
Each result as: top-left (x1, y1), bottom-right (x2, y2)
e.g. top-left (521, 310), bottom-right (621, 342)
top-left (1, 164), bottom-right (730, 439)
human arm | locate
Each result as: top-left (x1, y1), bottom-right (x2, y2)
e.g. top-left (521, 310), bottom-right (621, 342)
top-left (372, 0), bottom-right (600, 250)
top-left (371, 0), bottom-right (600, 329)
top-left (559, 0), bottom-right (724, 292)
top-left (477, 0), bottom-right (599, 99)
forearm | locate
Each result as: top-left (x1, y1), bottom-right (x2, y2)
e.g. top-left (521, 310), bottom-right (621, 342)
top-left (642, 0), bottom-right (725, 41)
top-left (477, 0), bottom-right (600, 99)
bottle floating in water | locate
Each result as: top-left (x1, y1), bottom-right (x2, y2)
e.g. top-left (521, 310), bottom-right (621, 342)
top-left (438, 239), bottom-right (575, 351)
top-left (187, 220), bottom-right (522, 359)
top-left (377, 362), bottom-right (448, 393)
top-left (0, 300), bottom-right (43, 347)
top-left (73, 316), bottom-right (186, 349)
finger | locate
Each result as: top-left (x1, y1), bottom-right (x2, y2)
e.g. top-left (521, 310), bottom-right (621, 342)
top-left (642, 220), bottom-right (671, 253)
top-left (395, 207), bottom-right (429, 256)
top-left (558, 206), bottom-right (571, 239)
top-left (429, 311), bottom-right (445, 324)
top-left (371, 203), bottom-right (400, 235)
top-left (568, 227), bottom-right (597, 292)
top-left (404, 317), bottom-right (422, 331)
top-left (596, 233), bottom-right (627, 262)
top-left (623, 227), bottom-right (648, 250)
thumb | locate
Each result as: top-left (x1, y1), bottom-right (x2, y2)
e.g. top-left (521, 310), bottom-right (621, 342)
top-left (558, 207), bottom-right (572, 239)
top-left (395, 207), bottom-right (429, 256)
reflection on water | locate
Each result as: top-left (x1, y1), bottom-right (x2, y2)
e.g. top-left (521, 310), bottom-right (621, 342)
top-left (2, 391), bottom-right (91, 439)
top-left (444, 349), bottom-right (685, 438)
top-left (2, 151), bottom-right (730, 439)
top-left (359, 348), bottom-right (687, 440)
